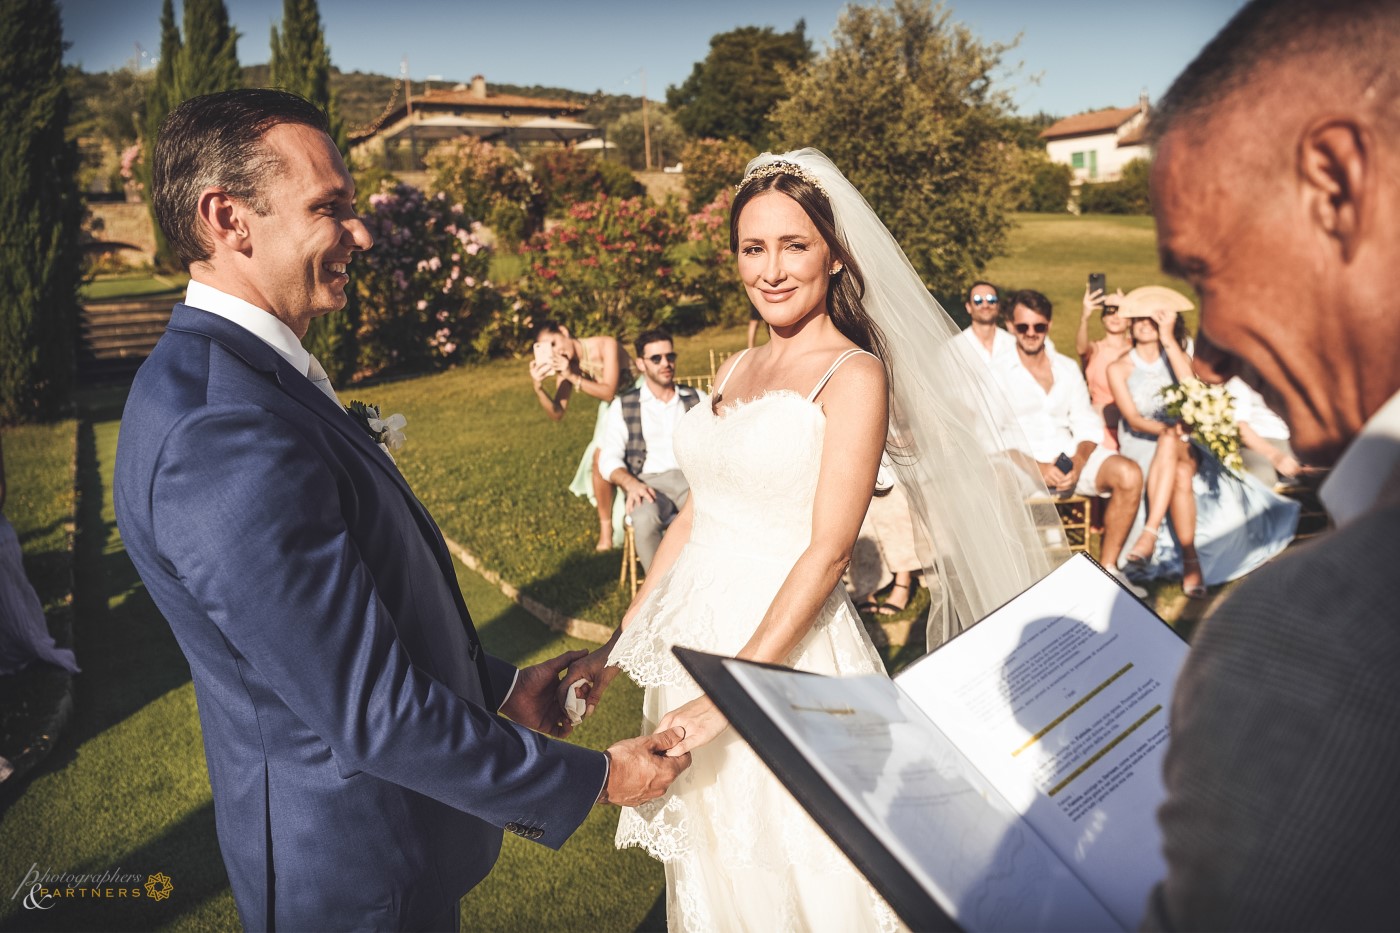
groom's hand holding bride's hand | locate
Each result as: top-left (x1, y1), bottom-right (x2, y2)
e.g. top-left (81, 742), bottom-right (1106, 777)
top-left (500, 648), bottom-right (590, 738)
top-left (657, 696), bottom-right (728, 757)
top-left (599, 728), bottom-right (690, 807)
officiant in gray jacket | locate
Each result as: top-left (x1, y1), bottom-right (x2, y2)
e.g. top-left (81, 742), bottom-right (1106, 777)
top-left (1143, 1), bottom-right (1400, 928)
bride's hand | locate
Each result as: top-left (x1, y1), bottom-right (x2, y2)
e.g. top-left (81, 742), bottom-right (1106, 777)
top-left (657, 696), bottom-right (728, 757)
top-left (557, 646), bottom-right (621, 720)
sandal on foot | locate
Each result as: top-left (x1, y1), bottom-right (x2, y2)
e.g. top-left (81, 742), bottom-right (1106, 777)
top-left (1182, 555), bottom-right (1207, 599)
top-left (882, 582), bottom-right (911, 613)
top-left (855, 600), bottom-right (898, 617)
top-left (1126, 526), bottom-right (1160, 565)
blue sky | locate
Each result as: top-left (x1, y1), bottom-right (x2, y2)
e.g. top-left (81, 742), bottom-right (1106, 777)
top-left (59, 0), bottom-right (1246, 118)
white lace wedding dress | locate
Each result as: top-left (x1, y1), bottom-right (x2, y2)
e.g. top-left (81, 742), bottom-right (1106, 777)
top-left (610, 350), bottom-right (900, 932)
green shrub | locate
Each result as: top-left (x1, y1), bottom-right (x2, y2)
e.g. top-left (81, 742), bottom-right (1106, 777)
top-left (517, 195), bottom-right (682, 343)
top-left (679, 137), bottom-right (755, 208)
top-left (424, 138), bottom-right (545, 247)
top-left (352, 184), bottom-right (503, 377)
top-left (530, 148), bottom-right (640, 216)
top-left (671, 187), bottom-right (750, 325)
top-left (1018, 153), bottom-right (1073, 213)
top-left (1078, 157), bottom-right (1151, 215)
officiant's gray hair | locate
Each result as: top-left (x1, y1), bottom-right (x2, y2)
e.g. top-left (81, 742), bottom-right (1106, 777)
top-left (153, 88), bottom-right (330, 269)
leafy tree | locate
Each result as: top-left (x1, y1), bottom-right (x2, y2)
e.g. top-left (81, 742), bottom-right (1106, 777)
top-left (609, 106), bottom-right (685, 171)
top-left (269, 0), bottom-right (349, 375)
top-left (667, 23), bottom-right (812, 150)
top-left (770, 0), bottom-right (1021, 294)
top-left (0, 0), bottom-right (82, 422)
top-left (268, 0), bottom-right (344, 151)
top-left (139, 0), bottom-right (182, 268)
top-left (177, 0), bottom-right (241, 100)
top-left (530, 148), bottom-right (640, 215)
top-left (1077, 158), bottom-right (1151, 215)
top-left (679, 137), bottom-right (754, 208)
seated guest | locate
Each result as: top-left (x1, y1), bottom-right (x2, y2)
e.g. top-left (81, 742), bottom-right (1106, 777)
top-left (1077, 284), bottom-right (1131, 450)
top-left (955, 281), bottom-right (1015, 367)
top-left (1227, 376), bottom-right (1302, 486)
top-left (0, 433), bottom-right (79, 677)
top-left (597, 330), bottom-right (706, 571)
top-left (994, 290), bottom-right (1145, 593)
top-left (1107, 286), bottom-right (1297, 596)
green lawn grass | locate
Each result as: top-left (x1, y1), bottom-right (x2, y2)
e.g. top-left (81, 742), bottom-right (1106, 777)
top-left (81, 273), bottom-right (188, 303)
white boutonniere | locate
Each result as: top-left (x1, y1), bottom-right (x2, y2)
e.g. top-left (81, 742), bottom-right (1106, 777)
top-left (345, 400), bottom-right (407, 461)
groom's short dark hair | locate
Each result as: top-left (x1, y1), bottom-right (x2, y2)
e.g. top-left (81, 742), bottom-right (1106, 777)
top-left (153, 88), bottom-right (330, 270)
top-left (634, 329), bottom-right (673, 357)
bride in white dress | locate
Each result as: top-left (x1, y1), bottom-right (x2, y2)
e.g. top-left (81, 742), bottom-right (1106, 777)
top-left (564, 150), bottom-right (1066, 931)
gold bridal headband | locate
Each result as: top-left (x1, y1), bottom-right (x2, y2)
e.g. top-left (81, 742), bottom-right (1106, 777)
top-left (737, 161), bottom-right (830, 199)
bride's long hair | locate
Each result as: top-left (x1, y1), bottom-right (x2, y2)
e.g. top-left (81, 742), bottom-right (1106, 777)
top-left (729, 170), bottom-right (890, 367)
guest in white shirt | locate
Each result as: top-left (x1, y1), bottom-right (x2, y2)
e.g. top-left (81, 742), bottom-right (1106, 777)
top-left (1227, 375), bottom-right (1301, 486)
top-left (995, 289), bottom-right (1145, 588)
top-left (955, 280), bottom-right (1016, 367)
top-left (598, 329), bottom-right (707, 570)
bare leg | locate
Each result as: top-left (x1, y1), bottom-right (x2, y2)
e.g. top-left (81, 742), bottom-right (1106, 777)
top-left (884, 570), bottom-right (913, 611)
top-left (1171, 449), bottom-right (1205, 596)
top-left (591, 448), bottom-right (613, 551)
top-left (1128, 432), bottom-right (1178, 562)
top-left (1097, 455), bottom-right (1144, 568)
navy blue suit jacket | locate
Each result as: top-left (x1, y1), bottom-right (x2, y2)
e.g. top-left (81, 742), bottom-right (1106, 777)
top-left (114, 305), bottom-right (605, 930)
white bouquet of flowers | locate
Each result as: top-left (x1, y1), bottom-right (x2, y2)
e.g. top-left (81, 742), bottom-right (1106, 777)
top-left (1159, 380), bottom-right (1244, 474)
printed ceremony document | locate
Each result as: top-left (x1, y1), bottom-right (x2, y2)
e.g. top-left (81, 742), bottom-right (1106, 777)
top-left (676, 553), bottom-right (1186, 932)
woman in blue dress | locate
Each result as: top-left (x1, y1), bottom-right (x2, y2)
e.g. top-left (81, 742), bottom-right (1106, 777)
top-left (1107, 286), bottom-right (1297, 596)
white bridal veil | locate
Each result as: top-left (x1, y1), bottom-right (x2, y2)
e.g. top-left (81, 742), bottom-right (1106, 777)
top-left (743, 149), bottom-right (1070, 648)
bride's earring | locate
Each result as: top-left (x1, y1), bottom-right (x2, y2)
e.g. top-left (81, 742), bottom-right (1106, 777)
top-left (829, 264), bottom-right (842, 276)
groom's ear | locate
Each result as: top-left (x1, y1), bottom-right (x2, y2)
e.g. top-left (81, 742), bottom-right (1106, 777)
top-left (196, 187), bottom-right (253, 257)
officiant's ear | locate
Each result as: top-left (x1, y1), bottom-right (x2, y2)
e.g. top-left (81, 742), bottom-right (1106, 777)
top-left (1299, 117), bottom-right (1370, 263)
top-left (196, 187), bottom-right (252, 255)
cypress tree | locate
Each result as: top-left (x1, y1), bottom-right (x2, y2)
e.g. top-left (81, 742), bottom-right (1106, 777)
top-left (270, 0), bottom-right (354, 380)
top-left (139, 0), bottom-right (182, 270)
top-left (269, 0), bottom-right (344, 151)
top-left (178, 0), bottom-right (241, 100)
top-left (0, 0), bottom-right (82, 422)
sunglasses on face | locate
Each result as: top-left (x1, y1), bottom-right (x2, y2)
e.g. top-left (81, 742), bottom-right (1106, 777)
top-left (1013, 322), bottom-right (1049, 335)
top-left (1102, 306), bottom-right (1119, 316)
top-left (971, 295), bottom-right (999, 305)
top-left (646, 352), bottom-right (678, 365)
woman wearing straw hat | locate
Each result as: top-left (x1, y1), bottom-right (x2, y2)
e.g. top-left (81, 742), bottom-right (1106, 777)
top-left (1106, 286), bottom-right (1298, 597)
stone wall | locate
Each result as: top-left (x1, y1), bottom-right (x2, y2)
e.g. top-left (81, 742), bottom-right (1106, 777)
top-left (84, 201), bottom-right (156, 267)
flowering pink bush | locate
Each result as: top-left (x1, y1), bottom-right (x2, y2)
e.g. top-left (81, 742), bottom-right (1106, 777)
top-left (518, 195), bottom-right (683, 340)
top-left (673, 187), bottom-right (750, 325)
top-left (424, 139), bottom-right (544, 247)
top-left (352, 184), bottom-right (502, 376)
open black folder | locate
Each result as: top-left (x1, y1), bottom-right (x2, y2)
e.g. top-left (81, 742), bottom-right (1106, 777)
top-left (675, 553), bottom-right (1187, 932)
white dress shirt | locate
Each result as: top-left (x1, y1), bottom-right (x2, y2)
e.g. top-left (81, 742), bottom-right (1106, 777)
top-left (956, 325), bottom-right (1017, 367)
top-left (597, 382), bottom-right (709, 478)
top-left (993, 346), bottom-right (1104, 462)
top-left (1320, 389), bottom-right (1400, 527)
top-left (1227, 376), bottom-right (1291, 441)
top-left (185, 280), bottom-right (313, 377)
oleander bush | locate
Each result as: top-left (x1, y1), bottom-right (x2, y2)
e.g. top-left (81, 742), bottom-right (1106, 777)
top-left (424, 138), bottom-right (545, 246)
top-left (352, 184), bottom-right (504, 377)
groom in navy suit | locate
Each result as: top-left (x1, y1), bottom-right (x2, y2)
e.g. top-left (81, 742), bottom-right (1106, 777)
top-left (114, 89), bottom-right (688, 930)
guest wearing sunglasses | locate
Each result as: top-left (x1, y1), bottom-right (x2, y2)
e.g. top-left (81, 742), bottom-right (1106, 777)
top-left (994, 289), bottom-right (1146, 593)
top-left (597, 329), bottom-right (707, 570)
top-left (1077, 283), bottom-right (1132, 451)
top-left (955, 280), bottom-right (1016, 367)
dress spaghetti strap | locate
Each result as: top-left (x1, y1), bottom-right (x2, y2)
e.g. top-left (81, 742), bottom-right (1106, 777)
top-left (806, 348), bottom-right (874, 402)
top-left (714, 348), bottom-right (753, 397)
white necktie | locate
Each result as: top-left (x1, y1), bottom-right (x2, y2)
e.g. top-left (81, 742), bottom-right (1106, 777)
top-left (306, 354), bottom-right (340, 406)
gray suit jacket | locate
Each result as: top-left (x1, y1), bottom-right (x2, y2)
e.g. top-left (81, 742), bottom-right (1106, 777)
top-left (1145, 470), bottom-right (1400, 930)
